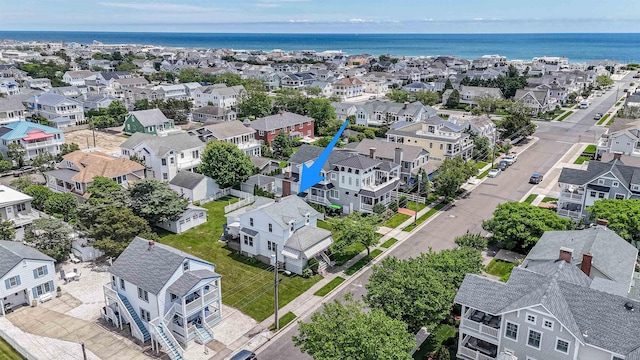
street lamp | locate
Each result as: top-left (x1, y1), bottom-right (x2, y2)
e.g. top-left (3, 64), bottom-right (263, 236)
top-left (414, 173), bottom-right (421, 225)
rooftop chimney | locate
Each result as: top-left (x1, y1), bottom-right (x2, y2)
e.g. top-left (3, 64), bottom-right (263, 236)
top-left (148, 240), bottom-right (155, 250)
top-left (625, 302), bottom-right (635, 311)
top-left (369, 147), bottom-right (376, 159)
top-left (580, 253), bottom-right (593, 277)
top-left (403, 101), bottom-right (409, 109)
top-left (394, 147), bottom-right (403, 165)
top-left (596, 219), bottom-right (609, 227)
top-left (559, 246), bottom-right (573, 263)
top-left (613, 152), bottom-right (622, 161)
top-left (279, 111), bottom-right (284, 116)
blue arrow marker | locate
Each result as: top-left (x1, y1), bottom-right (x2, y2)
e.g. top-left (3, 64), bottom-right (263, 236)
top-left (299, 120), bottom-right (349, 193)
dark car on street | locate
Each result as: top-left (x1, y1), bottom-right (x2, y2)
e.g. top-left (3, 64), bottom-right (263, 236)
top-left (498, 160), bottom-right (509, 171)
top-left (529, 173), bottom-right (544, 184)
top-left (230, 350), bottom-right (257, 360)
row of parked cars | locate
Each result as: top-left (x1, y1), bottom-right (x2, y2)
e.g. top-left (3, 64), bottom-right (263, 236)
top-left (487, 153), bottom-right (518, 178)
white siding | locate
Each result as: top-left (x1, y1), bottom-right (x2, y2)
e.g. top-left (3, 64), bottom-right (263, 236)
top-left (1, 259), bottom-right (56, 303)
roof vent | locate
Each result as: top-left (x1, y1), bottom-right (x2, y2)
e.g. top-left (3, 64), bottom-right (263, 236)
top-left (148, 240), bottom-right (155, 250)
top-left (625, 302), bottom-right (635, 311)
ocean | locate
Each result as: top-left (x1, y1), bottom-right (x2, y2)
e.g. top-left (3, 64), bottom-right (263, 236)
top-left (1, 32), bottom-right (639, 63)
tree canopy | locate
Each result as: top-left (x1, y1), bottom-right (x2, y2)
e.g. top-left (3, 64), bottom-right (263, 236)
top-left (460, 65), bottom-right (528, 98)
top-left (44, 193), bottom-right (78, 222)
top-left (90, 207), bottom-right (157, 257)
top-left (199, 141), bottom-right (256, 189)
top-left (483, 202), bottom-right (572, 251)
top-left (596, 75), bottom-right (614, 88)
top-left (238, 90), bottom-right (273, 118)
top-left (454, 232), bottom-right (488, 250)
top-left (497, 102), bottom-right (536, 140)
top-left (24, 218), bottom-right (73, 262)
top-left (445, 89), bottom-right (460, 108)
top-left (329, 212), bottom-right (380, 258)
top-left (22, 185), bottom-right (54, 211)
top-left (293, 294), bottom-right (415, 360)
top-left (271, 131), bottom-right (294, 160)
top-left (432, 157), bottom-right (476, 200)
top-left (274, 88), bottom-right (308, 114)
top-left (0, 220), bottom-right (15, 241)
top-left (587, 199), bottom-right (640, 242)
top-left (386, 89), bottom-right (411, 103)
top-left (306, 98), bottom-right (336, 133)
top-left (128, 179), bottom-right (188, 224)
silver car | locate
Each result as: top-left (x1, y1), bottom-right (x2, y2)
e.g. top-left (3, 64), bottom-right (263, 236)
top-left (488, 168), bottom-right (501, 178)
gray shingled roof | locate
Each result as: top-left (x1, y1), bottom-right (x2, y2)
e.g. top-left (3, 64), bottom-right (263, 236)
top-left (523, 228), bottom-right (637, 286)
top-left (121, 132), bottom-right (204, 156)
top-left (333, 155), bottom-right (382, 170)
top-left (166, 269), bottom-right (220, 297)
top-left (349, 138), bottom-right (429, 162)
top-left (0, 240), bottom-right (54, 277)
top-left (230, 195), bottom-right (319, 228)
top-left (285, 226), bottom-right (332, 252)
top-left (249, 112), bottom-right (313, 131)
top-left (0, 97), bottom-right (26, 112)
top-left (169, 171), bottom-right (206, 190)
top-left (358, 181), bottom-right (399, 197)
top-left (196, 120), bottom-right (254, 140)
top-left (558, 159), bottom-right (640, 189)
top-left (110, 237), bottom-right (213, 295)
top-left (128, 108), bottom-right (170, 126)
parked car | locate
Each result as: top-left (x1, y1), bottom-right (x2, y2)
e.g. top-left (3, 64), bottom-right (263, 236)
top-left (498, 161), bottom-right (509, 171)
top-left (594, 113), bottom-right (603, 120)
top-left (487, 168), bottom-right (501, 178)
top-left (503, 153), bottom-right (518, 165)
top-left (13, 166), bottom-right (35, 177)
top-left (529, 173), bottom-right (544, 184)
top-left (230, 350), bottom-right (257, 360)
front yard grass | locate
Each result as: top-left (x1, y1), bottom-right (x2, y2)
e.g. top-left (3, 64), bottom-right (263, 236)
top-left (316, 219), bottom-right (332, 231)
top-left (542, 197), bottom-right (558, 203)
top-left (412, 324), bottom-right (457, 359)
top-left (344, 249), bottom-right (383, 276)
top-left (403, 202), bottom-right (446, 232)
top-left (380, 238), bottom-right (398, 248)
top-left (596, 114), bottom-right (610, 125)
top-left (269, 311), bottom-right (297, 331)
top-left (332, 242), bottom-right (366, 266)
top-left (314, 276), bottom-right (346, 296)
top-left (473, 161), bottom-right (488, 171)
top-left (574, 155), bottom-right (591, 164)
top-left (523, 194), bottom-right (537, 204)
top-left (485, 259), bottom-right (517, 282)
top-left (557, 111), bottom-right (574, 121)
top-left (0, 338), bottom-right (24, 360)
top-left (158, 197), bottom-right (321, 322)
top-left (382, 213), bottom-right (411, 228)
top-left (583, 144), bottom-right (597, 154)
top-left (405, 201), bottom-right (427, 212)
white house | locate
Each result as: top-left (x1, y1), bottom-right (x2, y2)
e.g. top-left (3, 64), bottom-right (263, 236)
top-left (0, 120), bottom-right (64, 161)
top-left (0, 97), bottom-right (26, 125)
top-left (120, 132), bottom-right (205, 182)
top-left (156, 204), bottom-right (208, 234)
top-left (0, 185), bottom-right (41, 241)
top-left (193, 84), bottom-right (246, 109)
top-left (168, 171), bottom-right (221, 203)
top-left (1, 240), bottom-right (57, 315)
top-left (103, 237), bottom-right (222, 356)
top-left (62, 70), bottom-right (96, 86)
top-left (24, 93), bottom-right (85, 128)
top-left (225, 195), bottom-right (333, 275)
top-left (188, 121), bottom-right (261, 157)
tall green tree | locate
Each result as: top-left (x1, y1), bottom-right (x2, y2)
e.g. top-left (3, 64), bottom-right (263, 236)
top-left (274, 88), bottom-right (307, 114)
top-left (365, 248), bottom-right (483, 333)
top-left (330, 212), bottom-right (380, 258)
top-left (44, 193), bottom-right (78, 222)
top-left (271, 131), bottom-right (293, 160)
top-left (483, 202), bottom-right (572, 251)
top-left (10, 175), bottom-right (34, 191)
top-left (0, 220), bottom-right (15, 241)
top-left (30, 152), bottom-right (55, 174)
top-left (128, 179), bottom-right (188, 225)
top-left (293, 294), bottom-right (415, 360)
top-left (238, 90), bottom-right (273, 118)
top-left (385, 89), bottom-right (411, 103)
top-left (587, 199), bottom-right (640, 243)
top-left (22, 185), bottom-right (54, 211)
top-left (0, 160), bottom-right (11, 173)
top-left (23, 218), bottom-right (73, 262)
top-left (498, 102), bottom-right (536, 140)
top-left (471, 134), bottom-right (491, 161)
top-left (444, 79), bottom-right (453, 90)
top-left (306, 86), bottom-right (322, 97)
top-left (7, 142), bottom-right (25, 168)
top-left (596, 75), bottom-right (614, 88)
top-left (106, 100), bottom-right (127, 124)
top-left (416, 168), bottom-right (431, 198)
top-left (199, 141), bottom-right (256, 188)
top-left (446, 89), bottom-right (460, 108)
top-left (57, 143), bottom-right (80, 161)
top-left (432, 157), bottom-right (476, 200)
top-left (454, 232), bottom-right (488, 250)
top-left (413, 90), bottom-right (441, 106)
top-left (90, 207), bottom-right (157, 257)
top-left (306, 98), bottom-right (336, 133)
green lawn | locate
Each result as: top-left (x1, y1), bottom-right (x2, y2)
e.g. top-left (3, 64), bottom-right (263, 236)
top-left (279, 161), bottom-right (288, 168)
top-left (616, 101), bottom-right (622, 106)
top-left (0, 337), bottom-right (25, 360)
top-left (574, 156), bottom-right (591, 164)
top-left (583, 144), bottom-right (597, 154)
top-left (557, 111), bottom-right (574, 121)
top-left (316, 220), bottom-right (332, 231)
top-left (403, 202), bottom-right (446, 232)
top-left (314, 277), bottom-right (346, 296)
top-left (596, 114), bottom-right (610, 125)
top-left (412, 324), bottom-right (457, 359)
top-left (473, 161), bottom-right (488, 171)
top-left (344, 249), bottom-right (383, 276)
top-left (333, 242), bottom-right (366, 266)
top-left (523, 194), bottom-right (537, 204)
top-left (269, 311), bottom-right (297, 331)
top-left (380, 238), bottom-right (398, 248)
top-left (542, 197), bottom-right (558, 203)
top-left (383, 213), bottom-right (411, 228)
top-left (485, 259), bottom-right (517, 282)
top-left (406, 201), bottom-right (427, 212)
top-left (158, 197), bottom-right (321, 322)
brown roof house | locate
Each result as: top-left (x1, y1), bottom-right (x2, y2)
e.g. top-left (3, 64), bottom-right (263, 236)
top-left (44, 150), bottom-right (145, 196)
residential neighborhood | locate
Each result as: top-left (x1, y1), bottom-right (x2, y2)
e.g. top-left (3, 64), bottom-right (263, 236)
top-left (0, 36), bottom-right (638, 360)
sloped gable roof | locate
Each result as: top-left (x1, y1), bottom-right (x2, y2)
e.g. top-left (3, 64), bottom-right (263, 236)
top-left (0, 240), bottom-right (54, 278)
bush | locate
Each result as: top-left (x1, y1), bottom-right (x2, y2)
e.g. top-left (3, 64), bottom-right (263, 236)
top-left (398, 195), bottom-right (408, 208)
top-left (308, 258), bottom-right (319, 273)
top-left (388, 201), bottom-right (399, 212)
top-left (372, 203), bottom-right (386, 215)
top-left (302, 267), bottom-right (313, 278)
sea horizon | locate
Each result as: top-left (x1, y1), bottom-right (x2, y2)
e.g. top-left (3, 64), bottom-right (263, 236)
top-left (1, 31), bottom-right (639, 63)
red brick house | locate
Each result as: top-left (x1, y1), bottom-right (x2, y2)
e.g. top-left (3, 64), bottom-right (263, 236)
top-left (250, 111), bottom-right (315, 145)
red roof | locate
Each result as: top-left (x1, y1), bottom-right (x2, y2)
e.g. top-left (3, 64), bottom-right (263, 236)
top-left (22, 131), bottom-right (54, 141)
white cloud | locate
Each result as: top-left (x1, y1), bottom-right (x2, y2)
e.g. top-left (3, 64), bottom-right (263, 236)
top-left (424, 18), bottom-right (434, 22)
top-left (255, 0), bottom-right (310, 7)
top-left (99, 2), bottom-right (218, 12)
top-left (288, 19), bottom-right (310, 22)
top-left (349, 18), bottom-right (375, 23)
top-left (473, 17), bottom-right (484, 21)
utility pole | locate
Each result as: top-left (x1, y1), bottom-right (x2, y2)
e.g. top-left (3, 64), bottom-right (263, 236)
top-left (273, 245), bottom-right (279, 330)
top-left (81, 342), bottom-right (87, 360)
top-left (91, 116), bottom-right (96, 148)
top-left (491, 130), bottom-right (497, 168)
top-left (414, 173), bottom-right (420, 225)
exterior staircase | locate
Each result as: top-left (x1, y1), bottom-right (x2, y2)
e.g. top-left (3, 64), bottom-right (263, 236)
top-left (194, 324), bottom-right (213, 344)
top-left (155, 323), bottom-right (183, 360)
top-left (320, 251), bottom-right (334, 266)
top-left (118, 294), bottom-right (150, 342)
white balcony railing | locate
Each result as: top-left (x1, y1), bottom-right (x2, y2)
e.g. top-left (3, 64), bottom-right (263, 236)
top-left (458, 347), bottom-right (496, 360)
top-left (23, 139), bottom-right (60, 149)
top-left (557, 209), bottom-right (584, 218)
top-left (308, 194), bottom-right (330, 205)
top-left (461, 317), bottom-right (500, 339)
top-left (10, 210), bottom-right (40, 227)
top-left (177, 158), bottom-right (201, 170)
top-left (203, 288), bottom-right (219, 303)
top-left (559, 192), bottom-right (584, 202)
top-left (237, 140), bottom-right (263, 150)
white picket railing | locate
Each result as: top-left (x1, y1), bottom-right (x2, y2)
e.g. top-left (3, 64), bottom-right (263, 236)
top-left (391, 190), bottom-right (426, 204)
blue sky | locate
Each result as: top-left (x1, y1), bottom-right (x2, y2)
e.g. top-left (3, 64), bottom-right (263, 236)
top-left (2, 0), bottom-right (639, 33)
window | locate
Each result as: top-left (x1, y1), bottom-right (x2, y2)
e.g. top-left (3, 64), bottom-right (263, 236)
top-left (348, 177), bottom-right (352, 185)
top-left (528, 329), bottom-right (542, 349)
top-left (616, 194), bottom-right (625, 200)
top-left (526, 313), bottom-right (537, 324)
top-left (598, 192), bottom-right (605, 198)
top-left (5, 276), bottom-right (20, 289)
top-left (543, 319), bottom-right (554, 330)
top-left (290, 223), bottom-right (294, 232)
top-left (268, 223), bottom-right (273, 232)
top-left (162, 158), bottom-right (167, 166)
top-left (111, 276), bottom-right (116, 287)
top-left (590, 191), bottom-right (597, 197)
top-left (429, 142), bottom-right (433, 149)
top-left (439, 144), bottom-right (443, 150)
top-left (556, 338), bottom-right (569, 354)
top-left (181, 153), bottom-right (184, 159)
top-left (183, 261), bottom-right (189, 271)
top-left (120, 278), bottom-right (125, 290)
top-left (613, 181), bottom-right (619, 187)
top-left (250, 218), bottom-right (254, 226)
top-left (259, 130), bottom-right (264, 136)
top-left (270, 130), bottom-right (275, 134)
top-left (356, 179), bottom-right (360, 186)
top-left (138, 287), bottom-right (149, 302)
top-left (162, 173), bottom-right (168, 180)
top-left (268, 241), bottom-right (276, 251)
top-left (330, 189), bottom-right (339, 199)
top-left (140, 308), bottom-right (151, 322)
top-left (34, 266), bottom-right (47, 278)
top-left (505, 322), bottom-right (518, 340)
top-left (243, 235), bottom-right (254, 246)
top-left (35, 281), bottom-right (52, 296)
top-left (170, 157), bottom-right (174, 164)
top-left (597, 178), bottom-right (604, 185)
top-left (331, 173), bottom-right (337, 180)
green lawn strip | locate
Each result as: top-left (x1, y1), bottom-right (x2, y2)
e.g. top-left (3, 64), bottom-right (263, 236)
top-left (485, 259), bottom-right (517, 283)
top-left (523, 194), bottom-right (538, 204)
top-left (405, 201), bottom-right (427, 212)
top-left (402, 203), bottom-right (446, 232)
top-left (316, 220), bottom-right (332, 231)
top-left (473, 161), bottom-right (488, 171)
top-left (616, 101), bottom-right (622, 106)
top-left (557, 111), bottom-right (574, 121)
top-left (279, 161), bottom-right (288, 168)
top-left (412, 324), bottom-right (457, 359)
top-left (574, 156), bottom-right (591, 164)
top-left (0, 337), bottom-right (25, 360)
top-left (382, 213), bottom-right (411, 228)
top-left (313, 277), bottom-right (346, 296)
top-left (344, 249), bottom-right (383, 276)
top-left (269, 311), bottom-right (297, 331)
top-left (333, 242), bottom-right (366, 266)
top-left (583, 145), bottom-right (597, 154)
top-left (597, 114), bottom-right (610, 125)
top-left (380, 238), bottom-right (398, 249)
top-left (542, 197), bottom-right (558, 203)
top-left (158, 197), bottom-right (321, 322)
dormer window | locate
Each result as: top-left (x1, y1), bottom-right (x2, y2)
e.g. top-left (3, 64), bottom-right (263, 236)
top-left (290, 222), bottom-right (294, 232)
top-left (597, 179), bottom-right (605, 185)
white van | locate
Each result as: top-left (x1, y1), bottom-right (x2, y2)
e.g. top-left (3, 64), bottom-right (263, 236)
top-left (579, 100), bottom-right (591, 109)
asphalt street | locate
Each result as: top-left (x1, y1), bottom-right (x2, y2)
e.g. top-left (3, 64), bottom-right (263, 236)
top-left (256, 73), bottom-right (635, 360)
